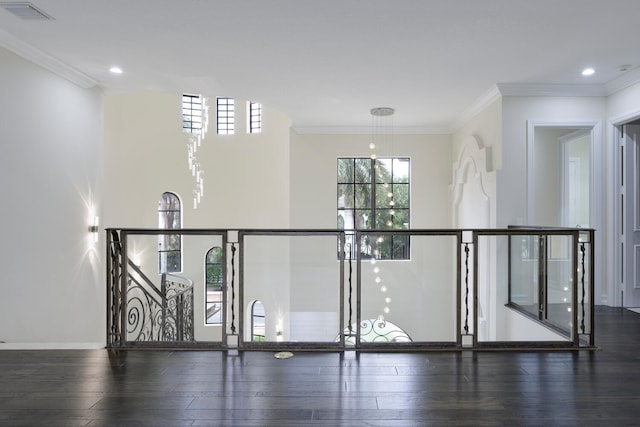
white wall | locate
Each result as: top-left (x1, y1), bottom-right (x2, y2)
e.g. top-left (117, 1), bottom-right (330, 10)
top-left (499, 96), bottom-right (605, 228)
top-left (104, 93), bottom-right (292, 229)
top-left (290, 132), bottom-right (452, 228)
top-left (0, 47), bottom-right (104, 346)
top-left (452, 98), bottom-right (502, 178)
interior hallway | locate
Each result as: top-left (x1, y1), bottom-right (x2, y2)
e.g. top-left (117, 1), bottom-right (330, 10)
top-left (1, 306), bottom-right (639, 426)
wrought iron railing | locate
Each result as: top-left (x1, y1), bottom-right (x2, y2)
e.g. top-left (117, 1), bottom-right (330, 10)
top-left (107, 229), bottom-right (197, 347)
top-left (106, 227), bottom-right (595, 351)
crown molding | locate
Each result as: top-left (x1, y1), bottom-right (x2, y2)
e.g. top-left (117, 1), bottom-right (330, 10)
top-left (449, 85), bottom-right (502, 132)
top-left (496, 83), bottom-right (607, 97)
top-left (605, 66), bottom-right (640, 95)
top-left (291, 125), bottom-right (450, 135)
top-left (0, 28), bottom-right (97, 89)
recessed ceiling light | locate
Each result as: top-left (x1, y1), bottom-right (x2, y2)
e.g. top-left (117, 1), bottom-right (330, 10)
top-left (581, 67), bottom-right (595, 76)
top-left (109, 66), bottom-right (123, 74)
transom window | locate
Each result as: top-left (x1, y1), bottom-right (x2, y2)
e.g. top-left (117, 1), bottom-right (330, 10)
top-left (337, 157), bottom-right (410, 260)
top-left (217, 97), bottom-right (235, 135)
top-left (158, 192), bottom-right (182, 273)
top-left (182, 94), bottom-right (203, 134)
top-left (248, 101), bottom-right (262, 134)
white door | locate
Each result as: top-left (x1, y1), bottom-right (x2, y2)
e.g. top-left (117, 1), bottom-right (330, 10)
top-left (622, 124), bottom-right (640, 307)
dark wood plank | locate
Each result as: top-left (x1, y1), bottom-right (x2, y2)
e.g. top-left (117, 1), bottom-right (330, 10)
top-left (1, 306), bottom-right (640, 426)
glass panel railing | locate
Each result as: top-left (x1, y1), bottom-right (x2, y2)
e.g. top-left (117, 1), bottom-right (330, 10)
top-left (509, 234), bottom-right (540, 319)
top-left (357, 231), bottom-right (458, 348)
top-left (545, 234), bottom-right (574, 332)
top-left (479, 231), bottom-right (571, 345)
top-left (106, 227), bottom-right (595, 350)
top-left (240, 232), bottom-right (343, 347)
top-left (116, 231), bottom-right (226, 346)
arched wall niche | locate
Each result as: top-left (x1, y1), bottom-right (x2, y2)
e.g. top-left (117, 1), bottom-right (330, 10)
top-left (451, 135), bottom-right (496, 229)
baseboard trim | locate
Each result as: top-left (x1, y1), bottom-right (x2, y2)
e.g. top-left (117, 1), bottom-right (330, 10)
top-left (0, 342), bottom-right (104, 350)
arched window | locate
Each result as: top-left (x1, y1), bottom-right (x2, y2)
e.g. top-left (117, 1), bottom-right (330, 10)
top-left (250, 301), bottom-right (265, 342)
top-left (205, 246), bottom-right (223, 324)
top-left (158, 192), bottom-right (181, 273)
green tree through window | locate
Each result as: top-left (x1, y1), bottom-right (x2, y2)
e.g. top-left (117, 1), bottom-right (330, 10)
top-left (337, 157), bottom-right (410, 260)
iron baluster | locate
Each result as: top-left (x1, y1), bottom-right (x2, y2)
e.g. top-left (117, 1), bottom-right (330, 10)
top-left (580, 242), bottom-right (586, 334)
top-left (346, 243), bottom-right (353, 335)
top-left (230, 243), bottom-right (237, 335)
top-left (464, 243), bottom-right (470, 334)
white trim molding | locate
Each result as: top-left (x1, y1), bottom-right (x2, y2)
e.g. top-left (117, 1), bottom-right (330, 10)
top-left (0, 28), bottom-right (98, 89)
top-left (291, 125), bottom-right (450, 135)
top-left (497, 83), bottom-right (607, 97)
top-left (0, 342), bottom-right (104, 350)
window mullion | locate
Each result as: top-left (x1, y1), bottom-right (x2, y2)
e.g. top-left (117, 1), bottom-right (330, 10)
top-left (371, 158), bottom-right (377, 229)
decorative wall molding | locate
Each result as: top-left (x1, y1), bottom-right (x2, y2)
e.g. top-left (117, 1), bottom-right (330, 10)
top-left (291, 125), bottom-right (449, 135)
top-left (606, 66), bottom-right (640, 95)
top-left (449, 85), bottom-right (502, 133)
top-left (450, 135), bottom-right (494, 228)
top-left (497, 83), bottom-right (607, 97)
top-left (0, 28), bottom-right (97, 89)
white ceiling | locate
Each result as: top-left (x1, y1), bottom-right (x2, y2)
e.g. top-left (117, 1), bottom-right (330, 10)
top-left (1, 0), bottom-right (640, 131)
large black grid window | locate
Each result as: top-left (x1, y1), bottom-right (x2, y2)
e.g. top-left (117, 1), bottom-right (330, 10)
top-left (158, 192), bottom-right (182, 273)
top-left (337, 157), bottom-right (410, 260)
top-left (217, 97), bottom-right (235, 135)
top-left (248, 101), bottom-right (262, 134)
top-left (182, 94), bottom-right (203, 134)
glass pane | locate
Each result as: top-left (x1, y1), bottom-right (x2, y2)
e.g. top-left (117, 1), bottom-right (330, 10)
top-left (393, 209), bottom-right (409, 229)
top-left (375, 159), bottom-right (392, 183)
top-left (243, 234), bottom-right (341, 344)
top-left (338, 159), bottom-right (354, 183)
top-left (393, 158), bottom-right (410, 183)
top-left (354, 183), bottom-right (371, 209)
top-left (545, 235), bottom-right (573, 330)
top-left (206, 247), bottom-right (222, 263)
top-left (206, 264), bottom-right (222, 287)
top-left (375, 210), bottom-right (394, 229)
top-left (510, 234), bottom-right (539, 319)
top-left (392, 183), bottom-right (409, 208)
top-left (337, 184), bottom-right (354, 209)
top-left (359, 233), bottom-right (457, 343)
top-left (166, 251), bottom-right (181, 272)
top-left (354, 158), bottom-right (371, 183)
top-left (392, 235), bottom-right (410, 259)
top-left (355, 209), bottom-right (371, 229)
top-left (376, 183), bottom-right (394, 209)
top-left (158, 192), bottom-right (180, 211)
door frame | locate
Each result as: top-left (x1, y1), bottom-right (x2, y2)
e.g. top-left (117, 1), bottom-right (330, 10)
top-left (609, 120), bottom-right (640, 307)
top-left (526, 120), bottom-right (604, 302)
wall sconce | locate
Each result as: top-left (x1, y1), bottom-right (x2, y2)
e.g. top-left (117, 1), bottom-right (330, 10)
top-left (88, 215), bottom-right (99, 242)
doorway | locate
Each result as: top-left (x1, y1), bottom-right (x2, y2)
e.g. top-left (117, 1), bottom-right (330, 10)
top-left (527, 124), bottom-right (593, 227)
top-left (619, 124), bottom-right (640, 307)
top-left (527, 121), bottom-right (603, 304)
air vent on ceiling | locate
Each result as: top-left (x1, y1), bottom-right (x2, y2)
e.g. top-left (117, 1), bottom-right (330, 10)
top-left (0, 2), bottom-right (54, 20)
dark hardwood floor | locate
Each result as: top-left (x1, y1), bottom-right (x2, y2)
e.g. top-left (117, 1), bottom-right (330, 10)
top-left (2, 306), bottom-right (640, 426)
